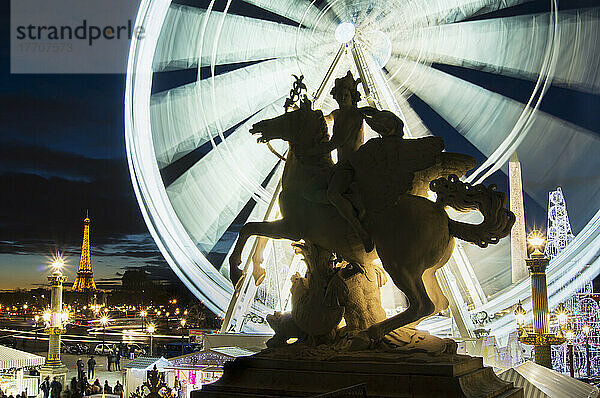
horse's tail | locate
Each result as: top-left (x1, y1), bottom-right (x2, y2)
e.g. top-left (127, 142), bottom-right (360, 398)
top-left (429, 174), bottom-right (515, 248)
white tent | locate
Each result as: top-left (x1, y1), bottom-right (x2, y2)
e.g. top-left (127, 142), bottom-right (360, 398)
top-left (498, 361), bottom-right (600, 398)
top-left (123, 357), bottom-right (172, 398)
top-left (0, 345), bottom-right (45, 370)
top-left (0, 345), bottom-right (45, 397)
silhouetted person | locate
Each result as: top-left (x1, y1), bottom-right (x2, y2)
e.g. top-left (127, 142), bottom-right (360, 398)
top-left (40, 377), bottom-right (50, 398)
top-left (50, 377), bottom-right (62, 398)
top-left (113, 382), bottom-right (123, 398)
top-left (106, 353), bottom-right (112, 371)
top-left (87, 356), bottom-right (96, 379)
top-left (70, 378), bottom-right (77, 395)
top-left (76, 359), bottom-right (85, 381)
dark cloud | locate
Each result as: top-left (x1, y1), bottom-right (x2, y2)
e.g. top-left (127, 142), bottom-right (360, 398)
top-left (0, 168), bottom-right (146, 246)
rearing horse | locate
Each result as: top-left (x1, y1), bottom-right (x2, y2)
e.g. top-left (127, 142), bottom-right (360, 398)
top-left (229, 98), bottom-right (514, 348)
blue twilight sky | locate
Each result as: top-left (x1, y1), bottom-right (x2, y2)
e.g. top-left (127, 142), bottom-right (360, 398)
top-left (0, 1), bottom-right (173, 289)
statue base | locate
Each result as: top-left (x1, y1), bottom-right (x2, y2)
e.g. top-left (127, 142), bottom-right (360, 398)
top-left (193, 349), bottom-right (522, 398)
top-left (39, 364), bottom-right (68, 387)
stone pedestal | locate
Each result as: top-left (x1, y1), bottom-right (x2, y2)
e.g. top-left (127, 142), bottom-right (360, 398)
top-left (193, 352), bottom-right (522, 398)
top-left (39, 365), bottom-right (68, 387)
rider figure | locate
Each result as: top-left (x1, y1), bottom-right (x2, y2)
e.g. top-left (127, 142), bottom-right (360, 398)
top-left (306, 71), bottom-right (373, 252)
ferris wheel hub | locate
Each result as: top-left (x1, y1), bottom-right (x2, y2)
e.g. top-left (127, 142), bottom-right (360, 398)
top-left (335, 22), bottom-right (356, 43)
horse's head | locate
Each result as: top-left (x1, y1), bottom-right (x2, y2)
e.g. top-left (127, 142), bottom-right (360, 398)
top-left (249, 98), bottom-right (327, 153)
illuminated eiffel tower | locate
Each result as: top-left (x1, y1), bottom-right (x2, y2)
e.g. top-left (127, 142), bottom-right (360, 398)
top-left (72, 211), bottom-right (97, 292)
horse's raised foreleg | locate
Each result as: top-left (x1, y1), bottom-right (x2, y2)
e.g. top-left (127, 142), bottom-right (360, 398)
top-left (251, 237), bottom-right (269, 286)
top-left (350, 265), bottom-right (434, 350)
top-left (229, 219), bottom-right (301, 286)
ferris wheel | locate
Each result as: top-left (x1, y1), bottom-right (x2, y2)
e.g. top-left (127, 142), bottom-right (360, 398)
top-left (125, 0), bottom-right (600, 335)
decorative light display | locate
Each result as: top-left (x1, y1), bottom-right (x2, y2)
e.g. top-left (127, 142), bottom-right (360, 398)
top-left (545, 187), bottom-right (575, 260)
top-left (542, 188), bottom-right (598, 376)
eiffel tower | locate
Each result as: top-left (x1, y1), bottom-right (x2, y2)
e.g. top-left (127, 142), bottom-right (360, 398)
top-left (72, 211), bottom-right (97, 292)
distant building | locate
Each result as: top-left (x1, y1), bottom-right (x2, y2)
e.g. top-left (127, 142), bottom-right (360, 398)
top-left (72, 212), bottom-right (97, 292)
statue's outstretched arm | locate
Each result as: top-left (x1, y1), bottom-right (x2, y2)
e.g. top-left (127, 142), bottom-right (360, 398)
top-left (305, 114), bottom-right (351, 156)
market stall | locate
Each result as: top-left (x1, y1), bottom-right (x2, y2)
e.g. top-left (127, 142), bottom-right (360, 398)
top-left (122, 357), bottom-right (173, 398)
top-left (167, 347), bottom-right (255, 398)
top-left (0, 345), bottom-right (45, 397)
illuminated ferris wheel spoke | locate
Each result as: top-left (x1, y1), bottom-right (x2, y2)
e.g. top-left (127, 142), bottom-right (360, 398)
top-left (396, 64), bottom-right (600, 225)
top-left (243, 0), bottom-right (339, 30)
top-left (154, 5), bottom-right (322, 72)
top-left (159, 109), bottom-right (262, 187)
top-left (150, 57), bottom-right (302, 165)
top-left (390, 10), bottom-right (600, 95)
top-left (165, 127), bottom-right (284, 254)
top-left (126, 0), bottom-right (600, 335)
top-left (171, 0), bottom-right (314, 27)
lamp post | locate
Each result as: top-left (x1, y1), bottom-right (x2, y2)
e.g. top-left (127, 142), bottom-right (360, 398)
top-left (583, 324), bottom-right (591, 378)
top-left (515, 231), bottom-right (565, 369)
top-left (140, 310), bottom-right (147, 331)
top-left (565, 328), bottom-right (575, 378)
top-left (147, 323), bottom-right (155, 356)
top-left (555, 303), bottom-right (570, 371)
top-left (514, 301), bottom-right (526, 330)
top-left (34, 315), bottom-right (40, 344)
top-left (40, 255), bottom-right (68, 386)
top-left (180, 319), bottom-right (186, 355)
top-left (99, 315), bottom-right (109, 354)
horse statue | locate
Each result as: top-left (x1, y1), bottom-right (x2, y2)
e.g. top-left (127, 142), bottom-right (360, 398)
top-left (229, 94), bottom-right (514, 350)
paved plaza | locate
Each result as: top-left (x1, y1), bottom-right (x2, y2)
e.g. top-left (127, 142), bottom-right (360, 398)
top-left (34, 352), bottom-right (132, 388)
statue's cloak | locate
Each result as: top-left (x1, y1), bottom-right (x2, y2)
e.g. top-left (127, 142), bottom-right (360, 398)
top-left (349, 136), bottom-right (445, 206)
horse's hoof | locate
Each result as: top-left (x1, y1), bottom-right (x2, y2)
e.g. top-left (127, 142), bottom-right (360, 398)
top-left (229, 263), bottom-right (243, 286)
top-left (229, 252), bottom-right (242, 268)
top-left (349, 331), bottom-right (372, 351)
top-left (253, 266), bottom-right (266, 286)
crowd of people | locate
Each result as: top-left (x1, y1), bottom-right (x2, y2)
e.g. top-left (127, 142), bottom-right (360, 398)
top-left (77, 353), bottom-right (120, 380)
top-left (0, 389), bottom-right (28, 398)
top-left (67, 377), bottom-right (123, 398)
top-left (36, 356), bottom-right (125, 398)
top-left (37, 375), bottom-right (124, 398)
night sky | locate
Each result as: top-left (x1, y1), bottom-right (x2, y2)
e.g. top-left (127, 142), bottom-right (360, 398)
top-left (0, 1), bottom-right (169, 289)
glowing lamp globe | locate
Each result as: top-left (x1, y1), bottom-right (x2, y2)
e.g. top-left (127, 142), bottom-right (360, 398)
top-left (528, 230), bottom-right (546, 250)
top-left (583, 324), bottom-right (591, 335)
top-left (555, 303), bottom-right (568, 326)
top-left (42, 310), bottom-right (51, 323)
top-left (51, 256), bottom-right (65, 272)
top-left (335, 22), bottom-right (356, 43)
top-left (514, 301), bottom-right (526, 327)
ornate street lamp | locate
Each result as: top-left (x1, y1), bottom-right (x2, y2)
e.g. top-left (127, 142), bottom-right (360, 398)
top-left (565, 327), bottom-right (575, 377)
top-left (99, 315), bottom-right (109, 353)
top-left (140, 310), bottom-right (148, 330)
top-left (515, 230), bottom-right (566, 369)
top-left (147, 323), bottom-right (156, 356)
top-left (583, 324), bottom-right (591, 378)
top-left (514, 301), bottom-right (526, 331)
top-left (180, 318), bottom-right (186, 355)
top-left (555, 303), bottom-right (569, 328)
top-left (40, 255), bottom-right (68, 385)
